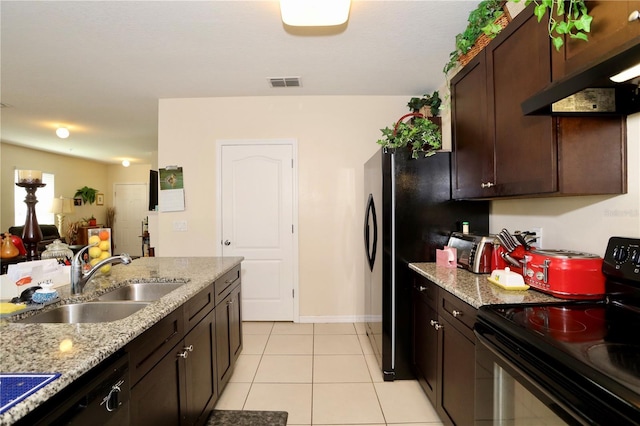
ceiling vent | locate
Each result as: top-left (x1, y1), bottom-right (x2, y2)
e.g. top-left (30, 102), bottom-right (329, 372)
top-left (269, 77), bottom-right (302, 88)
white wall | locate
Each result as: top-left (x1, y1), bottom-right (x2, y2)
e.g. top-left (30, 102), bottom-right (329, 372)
top-left (158, 96), bottom-right (409, 320)
top-left (491, 113), bottom-right (640, 256)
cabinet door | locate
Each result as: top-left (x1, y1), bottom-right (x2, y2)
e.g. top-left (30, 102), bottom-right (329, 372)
top-left (552, 1), bottom-right (640, 80)
top-left (182, 310), bottom-right (218, 426)
top-left (487, 9), bottom-right (557, 196)
top-left (413, 286), bottom-right (438, 404)
top-left (229, 285), bottom-right (243, 363)
top-left (216, 283), bottom-right (243, 394)
top-left (451, 53), bottom-right (492, 199)
top-left (437, 315), bottom-right (476, 426)
top-left (130, 347), bottom-right (185, 426)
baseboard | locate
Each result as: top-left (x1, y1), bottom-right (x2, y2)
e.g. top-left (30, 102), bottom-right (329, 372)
top-left (297, 315), bottom-right (366, 323)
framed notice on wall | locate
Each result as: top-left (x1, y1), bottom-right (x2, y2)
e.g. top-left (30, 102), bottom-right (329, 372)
top-left (159, 166), bottom-right (185, 212)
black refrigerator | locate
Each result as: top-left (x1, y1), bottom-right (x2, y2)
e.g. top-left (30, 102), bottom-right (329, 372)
top-left (364, 148), bottom-right (489, 381)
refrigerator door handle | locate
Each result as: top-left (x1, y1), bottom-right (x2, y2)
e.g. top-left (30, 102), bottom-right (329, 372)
top-left (364, 194), bottom-right (378, 271)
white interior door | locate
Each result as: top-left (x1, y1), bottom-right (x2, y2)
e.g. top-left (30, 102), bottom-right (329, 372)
top-left (219, 142), bottom-right (296, 321)
top-left (114, 183), bottom-right (147, 256)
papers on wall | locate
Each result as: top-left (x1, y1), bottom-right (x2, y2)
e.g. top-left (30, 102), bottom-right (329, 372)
top-left (159, 166), bottom-right (185, 212)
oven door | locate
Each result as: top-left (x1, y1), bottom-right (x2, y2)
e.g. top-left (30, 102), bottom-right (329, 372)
top-left (475, 326), bottom-right (586, 426)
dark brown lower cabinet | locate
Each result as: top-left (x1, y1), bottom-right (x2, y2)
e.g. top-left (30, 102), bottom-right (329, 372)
top-left (182, 310), bottom-right (218, 426)
top-left (413, 276), bottom-right (439, 403)
top-left (437, 313), bottom-right (476, 426)
top-left (128, 270), bottom-right (242, 425)
top-left (130, 309), bottom-right (217, 426)
top-left (216, 283), bottom-right (242, 393)
top-left (413, 272), bottom-right (477, 426)
top-left (130, 345), bottom-right (183, 426)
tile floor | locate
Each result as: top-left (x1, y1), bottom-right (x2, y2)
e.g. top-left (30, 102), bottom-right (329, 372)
top-left (214, 321), bottom-right (444, 426)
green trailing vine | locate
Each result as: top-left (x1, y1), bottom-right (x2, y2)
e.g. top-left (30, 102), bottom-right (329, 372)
top-left (515, 0), bottom-right (592, 51)
top-left (444, 0), bottom-right (592, 75)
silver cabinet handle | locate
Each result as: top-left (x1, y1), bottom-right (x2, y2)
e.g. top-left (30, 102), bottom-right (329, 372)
top-left (101, 380), bottom-right (124, 412)
top-left (481, 182), bottom-right (494, 188)
top-left (452, 310), bottom-right (462, 318)
top-left (184, 345), bottom-right (194, 352)
top-left (418, 285), bottom-right (427, 292)
top-left (177, 350), bottom-right (189, 359)
top-left (227, 299), bottom-right (234, 305)
top-left (224, 240), bottom-right (231, 246)
top-left (430, 319), bottom-right (443, 330)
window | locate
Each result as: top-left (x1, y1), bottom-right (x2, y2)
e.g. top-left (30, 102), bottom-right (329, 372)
top-left (14, 171), bottom-right (55, 226)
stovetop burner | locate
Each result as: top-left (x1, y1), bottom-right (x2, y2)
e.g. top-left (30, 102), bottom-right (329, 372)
top-left (586, 343), bottom-right (640, 394)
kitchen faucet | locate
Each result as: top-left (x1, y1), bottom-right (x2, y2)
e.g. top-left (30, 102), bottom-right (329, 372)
top-left (70, 245), bottom-right (132, 294)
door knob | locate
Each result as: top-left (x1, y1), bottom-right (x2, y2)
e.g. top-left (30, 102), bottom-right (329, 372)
top-left (224, 240), bottom-right (231, 246)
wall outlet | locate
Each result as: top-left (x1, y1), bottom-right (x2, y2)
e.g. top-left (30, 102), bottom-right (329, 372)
top-left (173, 220), bottom-right (188, 232)
top-left (530, 227), bottom-right (543, 249)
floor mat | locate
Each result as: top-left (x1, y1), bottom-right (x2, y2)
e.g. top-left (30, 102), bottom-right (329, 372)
top-left (206, 410), bottom-right (288, 426)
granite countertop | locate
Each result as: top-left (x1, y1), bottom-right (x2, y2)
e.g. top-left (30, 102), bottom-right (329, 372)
top-left (409, 263), bottom-right (563, 308)
top-left (0, 256), bottom-right (243, 425)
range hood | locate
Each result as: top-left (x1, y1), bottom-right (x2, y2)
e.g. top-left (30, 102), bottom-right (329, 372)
top-left (522, 40), bottom-right (640, 115)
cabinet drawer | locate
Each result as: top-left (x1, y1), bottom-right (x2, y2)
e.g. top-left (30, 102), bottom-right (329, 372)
top-left (214, 265), bottom-right (241, 306)
top-left (413, 274), bottom-right (438, 309)
top-left (439, 291), bottom-right (476, 338)
top-left (127, 306), bottom-right (184, 386)
top-left (184, 283), bottom-right (214, 332)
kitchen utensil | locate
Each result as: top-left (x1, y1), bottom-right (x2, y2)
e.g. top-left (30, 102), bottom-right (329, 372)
top-left (515, 233), bottom-right (532, 250)
top-left (501, 229), bottom-right (520, 250)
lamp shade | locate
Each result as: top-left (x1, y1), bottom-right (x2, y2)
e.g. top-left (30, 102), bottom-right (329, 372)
top-left (280, 0), bottom-right (350, 26)
top-left (51, 197), bottom-right (75, 214)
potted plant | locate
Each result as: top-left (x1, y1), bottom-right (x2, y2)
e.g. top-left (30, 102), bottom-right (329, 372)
top-left (444, 0), bottom-right (507, 74)
top-left (74, 186), bottom-right (99, 205)
top-left (83, 215), bottom-right (97, 226)
top-left (377, 113), bottom-right (442, 159)
top-left (407, 91), bottom-right (442, 117)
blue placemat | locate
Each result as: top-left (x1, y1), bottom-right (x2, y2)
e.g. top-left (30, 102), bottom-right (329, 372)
top-left (0, 373), bottom-right (61, 414)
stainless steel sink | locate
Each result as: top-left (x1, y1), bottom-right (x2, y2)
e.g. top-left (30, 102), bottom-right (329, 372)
top-left (94, 282), bottom-right (184, 302)
top-left (17, 302), bottom-right (149, 324)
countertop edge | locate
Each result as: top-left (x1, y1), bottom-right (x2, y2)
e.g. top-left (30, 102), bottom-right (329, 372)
top-left (0, 256), bottom-right (243, 424)
top-left (409, 262), bottom-right (563, 309)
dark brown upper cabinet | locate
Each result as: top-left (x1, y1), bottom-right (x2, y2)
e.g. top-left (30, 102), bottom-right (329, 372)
top-left (451, 5), bottom-right (627, 200)
top-left (552, 1), bottom-right (640, 81)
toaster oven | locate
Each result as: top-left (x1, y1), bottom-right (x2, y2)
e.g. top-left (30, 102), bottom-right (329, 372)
top-left (447, 232), bottom-right (494, 274)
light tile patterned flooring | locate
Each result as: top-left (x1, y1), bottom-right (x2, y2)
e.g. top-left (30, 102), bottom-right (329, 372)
top-left (214, 321), bottom-right (444, 426)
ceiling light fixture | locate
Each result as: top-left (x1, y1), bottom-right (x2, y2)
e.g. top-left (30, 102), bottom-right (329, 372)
top-left (122, 160), bottom-right (130, 167)
top-left (280, 0), bottom-right (350, 26)
top-left (56, 127), bottom-right (70, 139)
top-left (610, 62), bottom-right (640, 83)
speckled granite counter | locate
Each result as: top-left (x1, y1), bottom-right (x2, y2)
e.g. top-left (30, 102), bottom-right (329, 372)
top-left (409, 263), bottom-right (563, 308)
top-left (0, 256), bottom-right (243, 425)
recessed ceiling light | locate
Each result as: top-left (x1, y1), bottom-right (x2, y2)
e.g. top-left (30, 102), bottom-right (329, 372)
top-left (56, 127), bottom-right (70, 139)
top-left (122, 160), bottom-right (130, 167)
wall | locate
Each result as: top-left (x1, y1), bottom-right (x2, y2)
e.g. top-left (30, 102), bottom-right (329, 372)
top-left (158, 96), bottom-right (409, 321)
top-left (106, 163), bottom-right (152, 206)
top-left (491, 113), bottom-right (640, 255)
top-left (1, 143), bottom-right (109, 231)
top-left (1, 142), bottom-right (152, 236)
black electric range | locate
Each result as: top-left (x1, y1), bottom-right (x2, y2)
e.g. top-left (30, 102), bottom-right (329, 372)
top-left (476, 237), bottom-right (640, 425)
